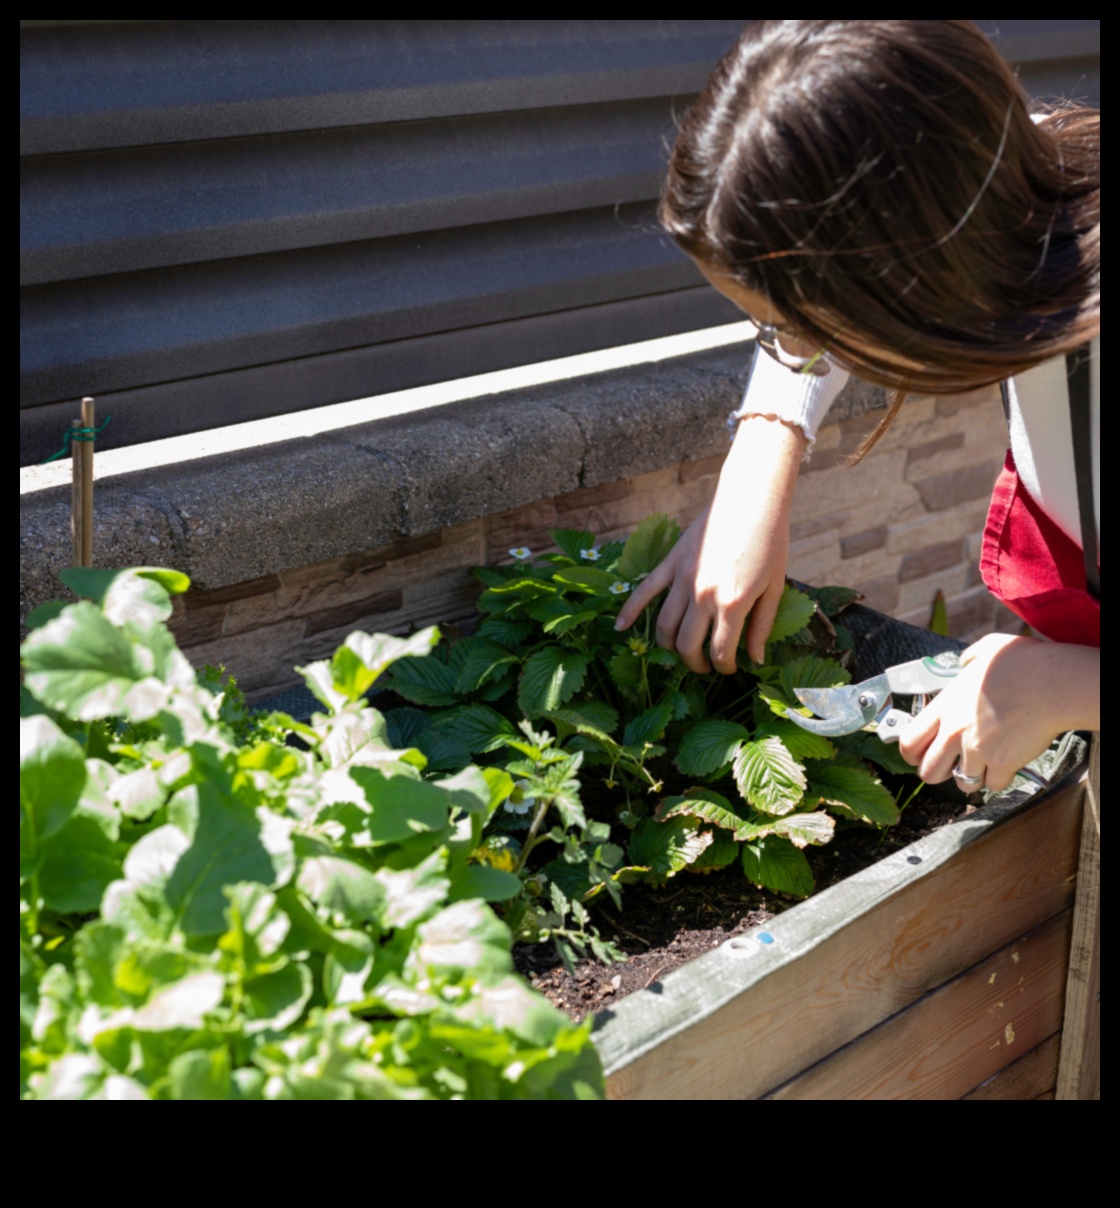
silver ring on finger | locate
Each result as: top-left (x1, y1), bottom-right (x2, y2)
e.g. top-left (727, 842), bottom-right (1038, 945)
top-left (952, 761), bottom-right (985, 788)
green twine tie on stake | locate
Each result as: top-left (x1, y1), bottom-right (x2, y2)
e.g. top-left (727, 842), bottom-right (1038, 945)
top-left (42, 415), bottom-right (113, 463)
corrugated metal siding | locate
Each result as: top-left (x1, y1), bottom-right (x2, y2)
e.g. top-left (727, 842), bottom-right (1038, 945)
top-left (20, 20), bottom-right (1099, 465)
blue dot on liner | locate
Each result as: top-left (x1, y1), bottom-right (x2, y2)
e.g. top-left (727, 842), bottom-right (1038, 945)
top-left (757, 931), bottom-right (774, 945)
top-left (907, 855), bottom-right (923, 865)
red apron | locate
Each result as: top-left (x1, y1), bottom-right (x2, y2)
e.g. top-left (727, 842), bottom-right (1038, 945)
top-left (980, 450), bottom-right (1100, 647)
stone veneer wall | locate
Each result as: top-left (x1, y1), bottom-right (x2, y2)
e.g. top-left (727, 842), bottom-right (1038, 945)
top-left (20, 345), bottom-right (1017, 701)
top-left (169, 388), bottom-right (1014, 701)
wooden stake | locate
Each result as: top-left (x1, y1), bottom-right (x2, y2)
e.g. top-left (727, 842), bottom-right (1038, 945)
top-left (1055, 733), bottom-right (1100, 1100)
top-left (80, 397), bottom-right (95, 567)
top-left (70, 419), bottom-right (83, 568)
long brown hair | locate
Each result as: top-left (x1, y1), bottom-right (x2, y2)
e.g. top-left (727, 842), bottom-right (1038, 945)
top-left (661, 21), bottom-right (1100, 450)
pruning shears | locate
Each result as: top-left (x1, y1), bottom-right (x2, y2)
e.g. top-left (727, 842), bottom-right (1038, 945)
top-left (788, 652), bottom-right (961, 743)
top-left (787, 651), bottom-right (1048, 789)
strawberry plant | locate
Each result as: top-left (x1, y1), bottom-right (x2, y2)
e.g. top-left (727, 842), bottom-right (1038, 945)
top-left (20, 568), bottom-right (603, 1100)
top-left (382, 515), bottom-right (912, 904)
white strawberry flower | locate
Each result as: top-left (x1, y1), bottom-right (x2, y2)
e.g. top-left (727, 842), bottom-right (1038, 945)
top-left (609, 581), bottom-right (632, 595)
top-left (508, 547), bottom-right (532, 561)
top-left (504, 779), bottom-right (536, 815)
top-left (580, 547), bottom-right (602, 561)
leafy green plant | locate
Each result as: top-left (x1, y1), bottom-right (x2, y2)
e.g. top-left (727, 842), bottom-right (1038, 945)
top-left (20, 568), bottom-right (603, 1100)
top-left (382, 516), bottom-right (912, 903)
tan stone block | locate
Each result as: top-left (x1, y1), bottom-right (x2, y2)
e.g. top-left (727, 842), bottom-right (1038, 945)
top-left (279, 555), bottom-right (364, 593)
top-left (789, 514), bottom-right (840, 542)
top-left (811, 423), bottom-right (842, 453)
top-left (904, 424), bottom-right (1004, 482)
top-left (440, 519), bottom-right (486, 551)
top-left (373, 536), bottom-right (490, 592)
top-left (852, 575), bottom-right (900, 616)
top-left (896, 563), bottom-right (971, 614)
top-left (183, 619), bottom-right (308, 696)
top-left (678, 454), bottom-right (724, 484)
top-left (182, 573), bottom-right (281, 611)
top-left (552, 479), bottom-right (631, 514)
top-left (379, 532), bottom-right (444, 562)
top-left (303, 590), bottom-right (405, 637)
top-left (898, 541), bottom-right (966, 587)
top-left (906, 432), bottom-right (966, 467)
top-left (802, 414), bottom-right (879, 471)
top-left (957, 396), bottom-right (1011, 438)
top-left (837, 545), bottom-right (904, 587)
top-left (894, 603), bottom-right (933, 629)
top-left (794, 449), bottom-right (921, 525)
top-left (936, 386), bottom-right (999, 417)
top-left (237, 535), bottom-right (483, 636)
top-left (943, 584), bottom-right (996, 639)
top-left (868, 397), bottom-right (938, 452)
top-left (629, 465), bottom-right (683, 499)
top-left (397, 574), bottom-right (487, 634)
top-left (301, 604), bottom-right (419, 658)
top-left (170, 603), bottom-right (228, 649)
top-left (839, 495), bottom-right (928, 537)
top-left (912, 460), bottom-right (1003, 512)
top-left (840, 526), bottom-right (887, 560)
top-left (787, 532), bottom-right (842, 585)
top-left (485, 499), bottom-right (560, 563)
top-left (571, 478), bottom-right (710, 539)
top-left (337, 547), bottom-right (392, 576)
top-left (885, 505), bottom-right (989, 555)
top-left (224, 565), bottom-right (374, 636)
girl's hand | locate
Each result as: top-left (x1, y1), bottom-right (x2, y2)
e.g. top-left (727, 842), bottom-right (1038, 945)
top-left (614, 415), bottom-right (805, 673)
top-left (898, 633), bottom-right (1101, 792)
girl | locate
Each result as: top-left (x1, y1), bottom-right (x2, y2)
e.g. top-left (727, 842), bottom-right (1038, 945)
top-left (615, 20), bottom-right (1099, 793)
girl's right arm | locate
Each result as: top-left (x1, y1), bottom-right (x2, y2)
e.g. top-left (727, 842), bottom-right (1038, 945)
top-left (614, 348), bottom-right (849, 672)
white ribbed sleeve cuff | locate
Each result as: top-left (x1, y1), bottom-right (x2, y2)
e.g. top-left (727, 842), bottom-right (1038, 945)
top-left (728, 345), bottom-right (851, 456)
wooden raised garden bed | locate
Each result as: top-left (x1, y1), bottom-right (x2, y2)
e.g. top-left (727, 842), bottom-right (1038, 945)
top-left (594, 765), bottom-right (1085, 1100)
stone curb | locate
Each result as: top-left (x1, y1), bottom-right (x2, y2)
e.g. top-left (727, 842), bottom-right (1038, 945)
top-left (19, 344), bottom-right (885, 622)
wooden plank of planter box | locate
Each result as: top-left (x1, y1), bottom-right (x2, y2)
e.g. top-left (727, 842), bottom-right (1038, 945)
top-left (598, 774), bottom-right (1084, 1101)
top-left (961, 1032), bottom-right (1061, 1100)
top-left (1056, 734), bottom-right (1100, 1101)
top-left (765, 908), bottom-right (1072, 1099)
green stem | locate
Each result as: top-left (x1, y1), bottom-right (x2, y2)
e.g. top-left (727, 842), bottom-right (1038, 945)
top-left (875, 780), bottom-right (925, 850)
top-left (514, 796), bottom-right (553, 874)
top-left (897, 779), bottom-right (925, 815)
top-left (24, 806), bottom-right (40, 938)
top-left (717, 688), bottom-right (758, 722)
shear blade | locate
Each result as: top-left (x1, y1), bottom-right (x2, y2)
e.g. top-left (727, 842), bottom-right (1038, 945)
top-left (791, 687), bottom-right (864, 736)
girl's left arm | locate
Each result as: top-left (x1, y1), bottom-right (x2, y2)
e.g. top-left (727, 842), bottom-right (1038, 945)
top-left (898, 633), bottom-right (1100, 792)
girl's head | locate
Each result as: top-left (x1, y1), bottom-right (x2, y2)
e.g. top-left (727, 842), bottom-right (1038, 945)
top-left (661, 20), bottom-right (1099, 395)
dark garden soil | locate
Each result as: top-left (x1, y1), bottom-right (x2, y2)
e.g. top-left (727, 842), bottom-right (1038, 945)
top-left (514, 788), bottom-right (978, 1022)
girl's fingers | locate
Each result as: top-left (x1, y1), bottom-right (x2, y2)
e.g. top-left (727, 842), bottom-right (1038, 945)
top-left (710, 605), bottom-right (750, 675)
top-left (675, 603), bottom-right (714, 675)
top-left (653, 582), bottom-right (688, 650)
top-left (743, 574), bottom-right (785, 664)
top-left (615, 561), bottom-right (672, 630)
top-left (918, 735), bottom-right (959, 784)
top-left (983, 761), bottom-right (1014, 794)
top-left (898, 703), bottom-right (938, 770)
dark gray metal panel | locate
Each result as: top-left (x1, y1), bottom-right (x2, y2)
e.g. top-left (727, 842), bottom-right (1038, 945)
top-left (20, 286), bottom-right (741, 466)
top-left (20, 20), bottom-right (1099, 465)
top-left (977, 19), bottom-right (1099, 64)
top-left (21, 203), bottom-right (698, 407)
top-left (978, 19), bottom-right (1100, 105)
top-left (21, 20), bottom-right (743, 155)
top-left (21, 99), bottom-right (674, 286)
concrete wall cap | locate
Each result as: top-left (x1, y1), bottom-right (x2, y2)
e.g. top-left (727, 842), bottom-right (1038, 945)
top-left (19, 344), bottom-right (885, 620)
